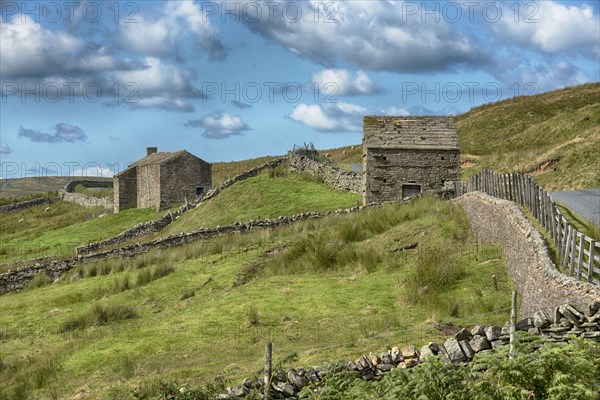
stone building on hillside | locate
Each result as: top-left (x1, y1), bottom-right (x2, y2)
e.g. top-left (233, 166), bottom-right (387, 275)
top-left (362, 116), bottom-right (460, 204)
top-left (114, 147), bottom-right (211, 212)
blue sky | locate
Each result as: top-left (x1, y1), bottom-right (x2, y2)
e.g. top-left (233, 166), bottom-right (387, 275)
top-left (0, 0), bottom-right (598, 178)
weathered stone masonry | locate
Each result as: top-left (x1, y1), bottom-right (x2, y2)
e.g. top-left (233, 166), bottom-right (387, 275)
top-left (287, 152), bottom-right (363, 194)
top-left (58, 179), bottom-right (114, 210)
top-left (0, 197), bottom-right (50, 214)
top-left (363, 116), bottom-right (460, 205)
top-left (218, 301), bottom-right (600, 399)
top-left (0, 206), bottom-right (363, 295)
top-left (455, 191), bottom-right (600, 316)
top-left (114, 148), bottom-right (211, 212)
top-left (76, 158), bottom-right (287, 255)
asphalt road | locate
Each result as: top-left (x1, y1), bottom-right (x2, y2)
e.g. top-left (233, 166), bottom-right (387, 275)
top-left (549, 189), bottom-right (600, 227)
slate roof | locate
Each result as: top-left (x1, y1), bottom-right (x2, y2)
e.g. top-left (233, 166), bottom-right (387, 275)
top-left (115, 150), bottom-right (204, 177)
top-left (128, 150), bottom-right (188, 168)
top-left (363, 116), bottom-right (459, 150)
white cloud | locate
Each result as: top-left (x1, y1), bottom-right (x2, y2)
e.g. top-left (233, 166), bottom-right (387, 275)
top-left (290, 101), bottom-right (417, 133)
top-left (492, 2), bottom-right (599, 57)
top-left (1, 10), bottom-right (208, 113)
top-left (289, 102), bottom-right (367, 132)
top-left (312, 69), bottom-right (378, 96)
top-left (185, 112), bottom-right (251, 139)
top-left (239, 1), bottom-right (486, 72)
top-left (119, 0), bottom-right (226, 61)
top-left (73, 166), bottom-right (114, 178)
top-left (0, 16), bottom-right (83, 79)
top-left (132, 97), bottom-right (195, 112)
top-left (110, 57), bottom-right (201, 111)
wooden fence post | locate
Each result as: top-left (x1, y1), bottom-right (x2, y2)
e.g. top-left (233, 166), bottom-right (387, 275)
top-left (589, 241), bottom-right (596, 283)
top-left (264, 342), bottom-right (272, 400)
top-left (576, 233), bottom-right (584, 280)
top-left (557, 215), bottom-right (563, 262)
top-left (509, 291), bottom-right (517, 360)
top-left (562, 223), bottom-right (572, 271)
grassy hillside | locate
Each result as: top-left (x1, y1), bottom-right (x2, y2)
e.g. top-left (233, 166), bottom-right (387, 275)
top-left (211, 155), bottom-right (281, 187)
top-left (0, 177), bottom-right (112, 199)
top-left (163, 170), bottom-right (362, 234)
top-left (0, 203), bottom-right (166, 266)
top-left (0, 197), bottom-right (512, 399)
top-left (456, 83), bottom-right (600, 190)
top-left (321, 83), bottom-right (600, 190)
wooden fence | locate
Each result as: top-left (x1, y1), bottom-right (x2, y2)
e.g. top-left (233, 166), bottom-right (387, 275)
top-left (456, 170), bottom-right (599, 285)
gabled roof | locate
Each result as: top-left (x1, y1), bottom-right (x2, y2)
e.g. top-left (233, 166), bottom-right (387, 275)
top-left (363, 116), bottom-right (459, 150)
top-left (129, 150), bottom-right (188, 168)
top-left (115, 150), bottom-right (206, 177)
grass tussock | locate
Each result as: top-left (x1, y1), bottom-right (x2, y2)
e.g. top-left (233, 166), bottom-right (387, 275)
top-left (179, 288), bottom-right (196, 301)
top-left (1, 196), bottom-right (514, 399)
top-left (402, 250), bottom-right (465, 305)
top-left (264, 197), bottom-right (469, 276)
top-left (25, 273), bottom-right (49, 290)
top-left (136, 265), bottom-right (175, 287)
top-left (60, 303), bottom-right (137, 332)
top-left (268, 164), bottom-right (288, 178)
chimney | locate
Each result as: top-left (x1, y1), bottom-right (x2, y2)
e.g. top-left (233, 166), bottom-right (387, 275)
top-left (146, 147), bottom-right (158, 156)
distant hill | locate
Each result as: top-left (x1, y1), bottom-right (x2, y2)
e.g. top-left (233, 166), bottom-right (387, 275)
top-left (2, 83), bottom-right (597, 202)
top-left (0, 176), bottom-right (111, 200)
top-left (456, 83), bottom-right (600, 190)
top-left (322, 83), bottom-right (600, 191)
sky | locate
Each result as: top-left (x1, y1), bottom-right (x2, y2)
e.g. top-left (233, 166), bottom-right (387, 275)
top-left (0, 0), bottom-right (599, 178)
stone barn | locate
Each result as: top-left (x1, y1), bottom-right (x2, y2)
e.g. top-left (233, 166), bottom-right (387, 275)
top-left (114, 147), bottom-right (211, 212)
top-left (362, 116), bottom-right (460, 204)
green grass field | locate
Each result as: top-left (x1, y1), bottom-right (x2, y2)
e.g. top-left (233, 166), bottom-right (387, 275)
top-left (0, 203), bottom-right (166, 266)
top-left (0, 197), bottom-right (512, 399)
top-left (2, 83), bottom-right (598, 399)
top-left (163, 170), bottom-right (362, 234)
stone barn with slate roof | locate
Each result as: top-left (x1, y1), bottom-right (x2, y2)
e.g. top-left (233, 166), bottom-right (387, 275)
top-left (114, 147), bottom-right (211, 212)
top-left (362, 116), bottom-right (460, 204)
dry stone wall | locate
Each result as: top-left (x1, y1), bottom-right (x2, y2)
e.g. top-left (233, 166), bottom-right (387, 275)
top-left (59, 180), bottom-right (114, 210)
top-left (287, 153), bottom-right (363, 194)
top-left (0, 206), bottom-right (363, 294)
top-left (75, 157), bottom-right (288, 255)
top-left (218, 301), bottom-right (600, 399)
top-left (63, 180), bottom-right (113, 192)
top-left (202, 157), bottom-right (286, 201)
top-left (58, 191), bottom-right (113, 209)
top-left (455, 191), bottom-right (600, 316)
top-left (0, 197), bottom-right (51, 214)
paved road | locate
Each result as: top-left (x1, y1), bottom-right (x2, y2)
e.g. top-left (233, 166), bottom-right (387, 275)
top-left (550, 189), bottom-right (600, 227)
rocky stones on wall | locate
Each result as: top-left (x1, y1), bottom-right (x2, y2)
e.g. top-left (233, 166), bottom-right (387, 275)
top-left (58, 190), bottom-right (113, 210)
top-left (287, 153), bottom-right (363, 194)
top-left (0, 206), bottom-right (365, 294)
top-left (217, 301), bottom-right (600, 399)
top-left (58, 180), bottom-right (114, 210)
top-left (76, 158), bottom-right (288, 255)
top-left (0, 197), bottom-right (51, 214)
top-left (455, 192), bottom-right (600, 316)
